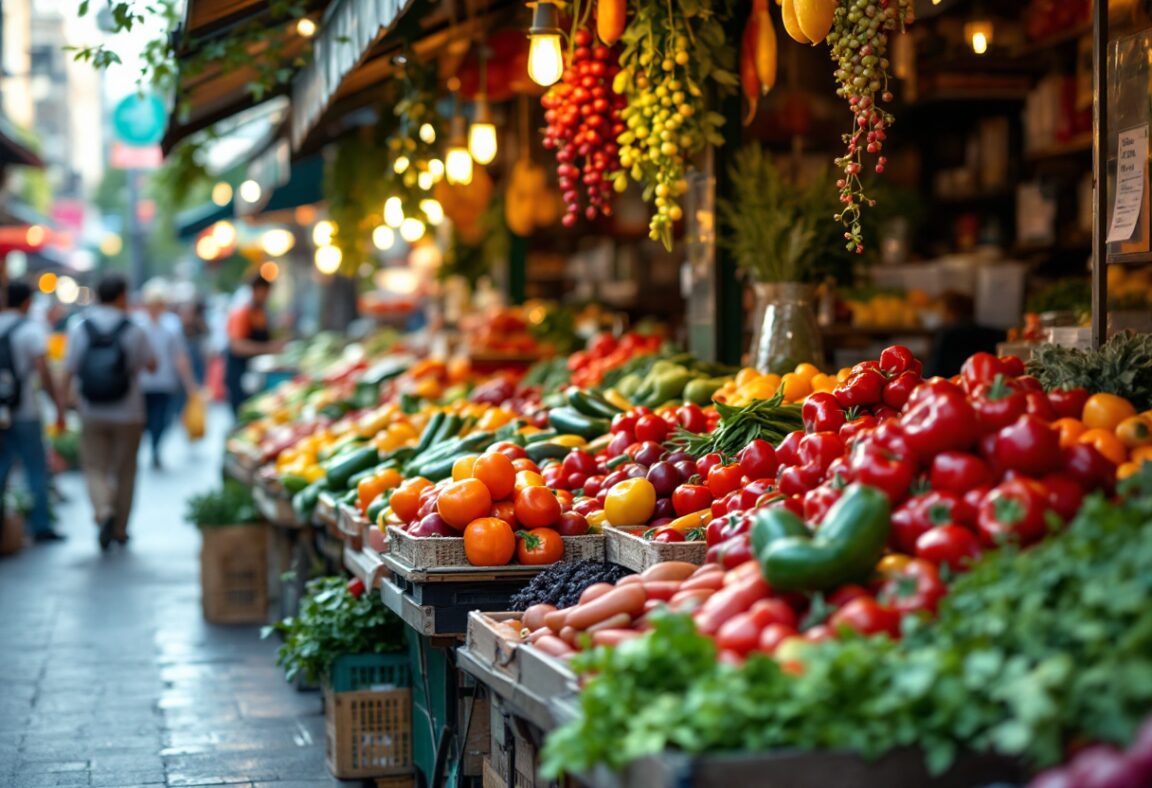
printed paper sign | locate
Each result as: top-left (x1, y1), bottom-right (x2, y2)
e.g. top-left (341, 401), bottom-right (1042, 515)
top-left (1107, 124), bottom-right (1148, 243)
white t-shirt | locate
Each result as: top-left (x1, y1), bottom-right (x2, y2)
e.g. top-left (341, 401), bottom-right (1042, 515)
top-left (134, 311), bottom-right (186, 393)
top-left (0, 311), bottom-right (48, 422)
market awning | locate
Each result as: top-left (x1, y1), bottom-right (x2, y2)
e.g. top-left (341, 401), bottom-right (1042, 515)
top-left (177, 201), bottom-right (233, 241)
top-left (0, 116), bottom-right (43, 168)
top-left (289, 0), bottom-right (417, 151)
top-left (161, 0), bottom-right (330, 153)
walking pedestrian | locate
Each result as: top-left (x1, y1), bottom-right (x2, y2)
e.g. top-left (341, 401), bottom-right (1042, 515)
top-left (0, 280), bottom-right (67, 543)
top-left (225, 274), bottom-right (284, 415)
top-left (59, 274), bottom-right (157, 551)
top-left (136, 281), bottom-right (197, 469)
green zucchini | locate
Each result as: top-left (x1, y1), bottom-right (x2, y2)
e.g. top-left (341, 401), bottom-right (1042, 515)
top-left (525, 430), bottom-right (560, 444)
top-left (324, 446), bottom-right (380, 490)
top-left (414, 412), bottom-right (445, 454)
top-left (526, 442), bottom-right (573, 463)
top-left (548, 407), bottom-right (610, 440)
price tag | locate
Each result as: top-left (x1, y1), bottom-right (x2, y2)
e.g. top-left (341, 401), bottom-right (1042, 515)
top-left (1107, 124), bottom-right (1148, 243)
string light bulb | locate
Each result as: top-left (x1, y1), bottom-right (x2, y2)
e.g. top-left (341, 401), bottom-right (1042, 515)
top-left (399, 217), bottom-right (427, 243)
top-left (372, 225), bottom-right (396, 251)
top-left (469, 96), bottom-right (497, 166)
top-left (311, 220), bottom-right (336, 246)
top-left (394, 155), bottom-right (410, 174)
top-left (419, 123), bottom-right (437, 144)
top-left (314, 245), bottom-right (342, 274)
top-left (419, 199), bottom-right (444, 226)
top-left (527, 1), bottom-right (564, 87)
top-left (965, 19), bottom-right (993, 55)
top-left (383, 197), bottom-right (405, 228)
top-left (445, 114), bottom-right (473, 186)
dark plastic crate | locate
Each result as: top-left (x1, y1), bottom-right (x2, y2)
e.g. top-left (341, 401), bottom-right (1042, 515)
top-left (328, 653), bottom-right (411, 693)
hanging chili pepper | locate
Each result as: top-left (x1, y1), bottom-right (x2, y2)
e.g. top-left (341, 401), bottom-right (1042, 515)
top-left (753, 0), bottom-right (776, 94)
top-left (740, 11), bottom-right (760, 125)
top-left (596, 0), bottom-right (626, 46)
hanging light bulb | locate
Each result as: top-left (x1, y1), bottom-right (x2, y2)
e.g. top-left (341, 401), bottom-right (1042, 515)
top-left (420, 199), bottom-right (444, 226)
top-left (383, 197), bottom-right (405, 228)
top-left (469, 97), bottom-right (498, 166)
top-left (372, 225), bottom-right (396, 251)
top-left (394, 155), bottom-right (410, 174)
top-left (399, 217), bottom-right (427, 243)
top-left (445, 114), bottom-right (473, 186)
top-left (314, 245), bottom-right (342, 274)
top-left (419, 123), bottom-right (437, 144)
top-left (417, 171), bottom-right (435, 191)
top-left (528, 1), bottom-right (564, 87)
top-left (428, 158), bottom-right (445, 181)
top-left (311, 220), bottom-right (336, 246)
top-left (965, 19), bottom-right (993, 55)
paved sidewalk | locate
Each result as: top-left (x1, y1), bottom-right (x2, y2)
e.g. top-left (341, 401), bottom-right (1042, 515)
top-left (0, 410), bottom-right (350, 788)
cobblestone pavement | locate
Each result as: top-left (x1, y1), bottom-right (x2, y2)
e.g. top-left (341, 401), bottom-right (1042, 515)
top-left (0, 410), bottom-right (352, 788)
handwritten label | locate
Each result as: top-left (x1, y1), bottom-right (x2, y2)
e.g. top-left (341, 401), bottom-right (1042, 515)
top-left (1107, 124), bottom-right (1148, 243)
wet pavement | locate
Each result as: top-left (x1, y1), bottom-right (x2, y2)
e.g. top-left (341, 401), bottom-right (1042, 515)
top-left (0, 409), bottom-right (351, 788)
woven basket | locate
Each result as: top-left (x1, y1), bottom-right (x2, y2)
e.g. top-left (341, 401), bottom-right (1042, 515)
top-left (604, 525), bottom-right (707, 572)
top-left (387, 525), bottom-right (604, 569)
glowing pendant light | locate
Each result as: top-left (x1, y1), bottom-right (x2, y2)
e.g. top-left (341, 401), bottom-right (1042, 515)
top-left (527, 1), bottom-right (563, 87)
top-left (445, 114), bottom-right (474, 186)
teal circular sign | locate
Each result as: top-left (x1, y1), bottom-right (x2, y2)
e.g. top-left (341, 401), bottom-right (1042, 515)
top-left (112, 94), bottom-right (166, 146)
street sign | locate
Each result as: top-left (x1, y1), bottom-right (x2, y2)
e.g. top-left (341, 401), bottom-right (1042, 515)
top-left (111, 93), bottom-right (166, 146)
top-left (110, 141), bottom-right (163, 170)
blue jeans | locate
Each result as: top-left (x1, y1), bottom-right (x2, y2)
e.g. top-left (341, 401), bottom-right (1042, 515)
top-left (0, 419), bottom-right (52, 535)
top-left (144, 392), bottom-right (175, 461)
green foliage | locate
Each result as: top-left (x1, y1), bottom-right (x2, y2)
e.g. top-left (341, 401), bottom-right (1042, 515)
top-left (184, 481), bottom-right (260, 527)
top-left (1028, 331), bottom-right (1152, 410)
top-left (541, 466), bottom-right (1152, 777)
top-left (262, 576), bottom-right (406, 684)
top-left (1026, 278), bottom-right (1092, 316)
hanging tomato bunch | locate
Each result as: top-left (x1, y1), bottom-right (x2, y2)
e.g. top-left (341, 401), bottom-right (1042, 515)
top-left (541, 29), bottom-right (628, 226)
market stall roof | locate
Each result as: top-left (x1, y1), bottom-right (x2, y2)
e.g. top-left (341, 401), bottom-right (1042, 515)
top-left (0, 115), bottom-right (43, 167)
top-left (161, 0), bottom-right (330, 153)
top-left (288, 0), bottom-right (516, 153)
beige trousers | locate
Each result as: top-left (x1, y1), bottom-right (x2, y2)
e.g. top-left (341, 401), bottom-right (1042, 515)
top-left (80, 421), bottom-right (144, 538)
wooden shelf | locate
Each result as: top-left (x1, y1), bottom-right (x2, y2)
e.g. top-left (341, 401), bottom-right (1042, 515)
top-left (1026, 133), bottom-right (1094, 162)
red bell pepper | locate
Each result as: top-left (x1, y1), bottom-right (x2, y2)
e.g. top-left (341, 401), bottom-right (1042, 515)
top-left (972, 375), bottom-right (1027, 434)
top-left (802, 392), bottom-right (848, 434)
top-left (850, 439), bottom-right (916, 503)
top-left (961, 352), bottom-right (1005, 392)
top-left (835, 368), bottom-right (886, 408)
top-left (890, 489), bottom-right (972, 553)
top-left (803, 482), bottom-right (844, 524)
top-left (900, 379), bottom-right (978, 456)
top-left (1040, 472), bottom-right (1085, 522)
top-left (995, 414), bottom-right (1061, 477)
top-left (929, 451), bottom-right (992, 494)
top-left (915, 525), bottom-right (982, 572)
top-left (879, 345), bottom-right (923, 378)
top-left (1024, 390), bottom-right (1057, 422)
top-left (1061, 443), bottom-right (1116, 494)
top-left (798, 431), bottom-right (845, 472)
top-left (1048, 387), bottom-right (1089, 420)
top-left (777, 463), bottom-right (824, 496)
top-left (839, 414), bottom-right (878, 446)
top-left (882, 370), bottom-right (921, 410)
top-left (977, 478), bottom-right (1052, 547)
top-left (775, 430), bottom-right (804, 468)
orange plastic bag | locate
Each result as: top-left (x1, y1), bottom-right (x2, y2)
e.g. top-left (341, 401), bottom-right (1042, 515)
top-left (183, 391), bottom-right (206, 441)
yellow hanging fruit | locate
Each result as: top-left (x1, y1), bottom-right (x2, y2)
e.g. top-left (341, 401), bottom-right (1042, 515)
top-left (793, 0), bottom-right (836, 45)
top-left (754, 0), bottom-right (777, 92)
top-left (780, 0), bottom-right (812, 44)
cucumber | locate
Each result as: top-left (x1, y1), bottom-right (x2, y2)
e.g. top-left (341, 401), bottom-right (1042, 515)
top-left (324, 446), bottom-right (380, 490)
top-left (526, 442), bottom-right (572, 463)
top-left (414, 412), bottom-right (445, 454)
top-left (525, 430), bottom-right (560, 444)
top-left (434, 413), bottom-right (464, 444)
top-left (280, 473), bottom-right (311, 495)
top-left (366, 495), bottom-right (389, 524)
top-left (567, 388), bottom-right (622, 419)
top-left (548, 407), bottom-right (610, 440)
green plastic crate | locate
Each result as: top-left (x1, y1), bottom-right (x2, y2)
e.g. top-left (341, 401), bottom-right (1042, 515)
top-left (328, 652), bottom-right (410, 693)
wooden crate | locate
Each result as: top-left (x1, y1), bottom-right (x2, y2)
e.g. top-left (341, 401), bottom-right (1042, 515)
top-left (338, 502), bottom-right (367, 551)
top-left (604, 526), bottom-right (706, 572)
top-left (200, 524), bottom-right (268, 624)
top-left (324, 685), bottom-right (413, 779)
top-left (387, 526), bottom-right (604, 570)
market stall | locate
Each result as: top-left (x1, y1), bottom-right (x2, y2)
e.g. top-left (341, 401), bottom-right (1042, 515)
top-left (170, 0), bottom-right (1152, 786)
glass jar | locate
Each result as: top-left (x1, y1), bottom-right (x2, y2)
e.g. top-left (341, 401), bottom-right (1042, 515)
top-left (748, 282), bottom-right (824, 375)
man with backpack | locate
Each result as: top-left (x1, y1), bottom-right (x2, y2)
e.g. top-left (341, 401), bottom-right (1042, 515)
top-left (59, 274), bottom-right (157, 551)
top-left (0, 280), bottom-right (67, 542)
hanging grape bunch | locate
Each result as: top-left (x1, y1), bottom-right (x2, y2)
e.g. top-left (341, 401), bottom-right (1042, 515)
top-left (825, 0), bottom-right (915, 253)
top-left (542, 30), bottom-right (627, 226)
top-left (615, 0), bottom-right (736, 249)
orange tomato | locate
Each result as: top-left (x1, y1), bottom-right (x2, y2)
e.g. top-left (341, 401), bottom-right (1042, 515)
top-left (490, 500), bottom-right (518, 528)
top-left (516, 527), bottom-right (565, 565)
top-left (357, 468), bottom-right (402, 513)
top-left (463, 517), bottom-right (516, 566)
top-left (452, 454), bottom-right (479, 481)
top-left (473, 452), bottom-right (516, 500)
top-left (512, 457), bottom-right (540, 474)
top-left (1082, 393), bottom-right (1137, 431)
top-left (553, 489), bottom-right (574, 511)
top-left (1117, 461), bottom-right (1141, 480)
top-left (514, 486), bottom-right (562, 528)
top-left (389, 477), bottom-right (432, 523)
top-left (779, 373), bottom-right (810, 402)
top-left (437, 478), bottom-right (493, 529)
top-left (1131, 445), bottom-right (1152, 466)
top-left (875, 554), bottom-right (913, 576)
top-left (1051, 417), bottom-right (1088, 449)
top-left (514, 470), bottom-right (546, 493)
top-left (1115, 416), bottom-right (1152, 449)
top-left (1078, 428), bottom-right (1128, 466)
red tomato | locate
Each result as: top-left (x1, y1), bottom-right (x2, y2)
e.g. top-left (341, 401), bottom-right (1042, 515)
top-left (514, 486), bottom-right (562, 528)
top-left (829, 596), bottom-right (901, 638)
top-left (706, 463), bottom-right (744, 499)
top-left (489, 441), bottom-right (528, 461)
top-left (634, 414), bottom-right (670, 443)
top-left (878, 559), bottom-right (946, 615)
top-left (675, 403), bottom-right (708, 433)
top-left (737, 439), bottom-right (778, 480)
top-left (916, 525), bottom-right (982, 571)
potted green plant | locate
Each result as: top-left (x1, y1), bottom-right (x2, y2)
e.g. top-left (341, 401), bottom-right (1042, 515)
top-left (186, 482), bottom-right (266, 623)
top-left (719, 145), bottom-right (830, 374)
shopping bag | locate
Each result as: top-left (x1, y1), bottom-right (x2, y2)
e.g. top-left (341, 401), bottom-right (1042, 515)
top-left (183, 390), bottom-right (206, 441)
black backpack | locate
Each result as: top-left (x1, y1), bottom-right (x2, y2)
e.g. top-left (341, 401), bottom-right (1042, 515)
top-left (0, 317), bottom-right (26, 410)
top-left (78, 319), bottom-right (132, 404)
